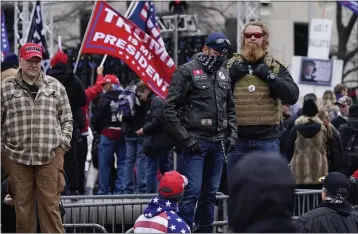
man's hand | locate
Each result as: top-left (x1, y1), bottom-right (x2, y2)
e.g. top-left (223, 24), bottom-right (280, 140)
top-left (225, 138), bottom-right (236, 154)
top-left (183, 137), bottom-right (201, 155)
top-left (136, 128), bottom-right (144, 136)
top-left (230, 62), bottom-right (249, 80)
top-left (4, 194), bottom-right (14, 206)
top-left (97, 66), bottom-right (104, 75)
top-left (253, 63), bottom-right (271, 80)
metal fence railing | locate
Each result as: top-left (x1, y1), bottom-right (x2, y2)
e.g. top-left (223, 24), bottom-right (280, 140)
top-left (64, 224), bottom-right (107, 233)
top-left (61, 192), bottom-right (228, 233)
top-left (61, 190), bottom-right (321, 233)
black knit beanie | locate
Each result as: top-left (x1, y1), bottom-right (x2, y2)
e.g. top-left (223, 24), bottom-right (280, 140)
top-left (302, 99), bottom-right (318, 117)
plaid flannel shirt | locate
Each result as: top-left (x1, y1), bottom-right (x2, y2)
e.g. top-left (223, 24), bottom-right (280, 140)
top-left (1, 69), bottom-right (73, 165)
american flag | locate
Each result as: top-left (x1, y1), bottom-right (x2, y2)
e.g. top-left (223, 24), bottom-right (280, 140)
top-left (26, 1), bottom-right (50, 72)
top-left (1, 9), bottom-right (10, 60)
top-left (133, 197), bottom-right (191, 233)
top-left (128, 1), bottom-right (166, 49)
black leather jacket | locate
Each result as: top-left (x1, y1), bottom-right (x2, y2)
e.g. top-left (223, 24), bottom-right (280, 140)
top-left (164, 55), bottom-right (237, 142)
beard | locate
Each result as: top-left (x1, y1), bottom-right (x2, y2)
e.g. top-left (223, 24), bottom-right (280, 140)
top-left (241, 42), bottom-right (266, 62)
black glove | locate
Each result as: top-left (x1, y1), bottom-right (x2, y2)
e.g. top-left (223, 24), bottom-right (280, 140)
top-left (253, 63), bottom-right (271, 80)
top-left (229, 61), bottom-right (249, 80)
top-left (183, 137), bottom-right (201, 156)
top-left (225, 138), bottom-right (236, 154)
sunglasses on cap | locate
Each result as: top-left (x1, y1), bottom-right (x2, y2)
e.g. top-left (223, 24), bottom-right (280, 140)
top-left (244, 32), bottom-right (265, 39)
top-left (207, 38), bottom-right (231, 46)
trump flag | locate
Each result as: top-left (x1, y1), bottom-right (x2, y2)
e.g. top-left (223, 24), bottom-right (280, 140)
top-left (81, 1), bottom-right (176, 99)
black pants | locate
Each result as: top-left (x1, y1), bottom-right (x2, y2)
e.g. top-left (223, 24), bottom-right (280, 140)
top-left (76, 135), bottom-right (88, 194)
top-left (64, 134), bottom-right (79, 192)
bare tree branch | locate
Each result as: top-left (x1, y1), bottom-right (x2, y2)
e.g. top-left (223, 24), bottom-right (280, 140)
top-left (344, 47), bottom-right (358, 63)
top-left (343, 66), bottom-right (358, 77)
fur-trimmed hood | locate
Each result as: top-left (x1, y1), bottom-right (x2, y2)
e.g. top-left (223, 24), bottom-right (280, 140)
top-left (294, 115), bottom-right (323, 139)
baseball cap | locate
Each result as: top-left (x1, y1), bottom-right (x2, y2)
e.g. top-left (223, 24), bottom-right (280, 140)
top-left (335, 96), bottom-right (353, 106)
top-left (321, 172), bottom-right (350, 198)
top-left (19, 43), bottom-right (43, 60)
top-left (205, 32), bottom-right (231, 54)
top-left (158, 171), bottom-right (188, 199)
top-left (104, 74), bottom-right (120, 85)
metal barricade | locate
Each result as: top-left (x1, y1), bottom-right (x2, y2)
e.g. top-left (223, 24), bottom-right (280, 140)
top-left (61, 193), bottom-right (229, 233)
top-left (64, 223), bottom-right (108, 233)
top-left (61, 189), bottom-right (320, 233)
top-left (293, 189), bottom-right (322, 216)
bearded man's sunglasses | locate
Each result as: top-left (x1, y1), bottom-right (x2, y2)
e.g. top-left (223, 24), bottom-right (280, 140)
top-left (244, 32), bottom-right (265, 39)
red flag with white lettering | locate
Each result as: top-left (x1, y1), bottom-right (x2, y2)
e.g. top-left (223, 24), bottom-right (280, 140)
top-left (81, 1), bottom-right (176, 99)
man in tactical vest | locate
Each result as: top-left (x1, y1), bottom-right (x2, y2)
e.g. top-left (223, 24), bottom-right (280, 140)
top-left (164, 32), bottom-right (238, 233)
top-left (226, 20), bottom-right (299, 172)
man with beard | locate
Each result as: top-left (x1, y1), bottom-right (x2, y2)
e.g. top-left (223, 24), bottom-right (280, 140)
top-left (226, 20), bottom-right (299, 171)
top-left (164, 32), bottom-right (238, 233)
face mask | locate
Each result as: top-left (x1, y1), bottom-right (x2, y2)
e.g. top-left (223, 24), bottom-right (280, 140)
top-left (197, 54), bottom-right (226, 73)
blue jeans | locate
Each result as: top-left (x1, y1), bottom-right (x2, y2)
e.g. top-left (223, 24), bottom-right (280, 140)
top-left (146, 149), bottom-right (171, 194)
top-left (226, 138), bottom-right (280, 225)
top-left (178, 140), bottom-right (224, 233)
top-left (97, 135), bottom-right (126, 195)
top-left (123, 137), bottom-right (147, 194)
top-left (227, 138), bottom-right (280, 173)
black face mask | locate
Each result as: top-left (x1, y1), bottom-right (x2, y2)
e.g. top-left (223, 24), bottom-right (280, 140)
top-left (197, 54), bottom-right (226, 73)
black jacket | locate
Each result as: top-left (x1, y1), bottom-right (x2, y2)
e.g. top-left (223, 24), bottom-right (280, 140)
top-left (339, 116), bottom-right (358, 176)
top-left (143, 93), bottom-right (174, 154)
top-left (122, 102), bottom-right (146, 138)
top-left (92, 90), bottom-right (123, 133)
top-left (164, 53), bottom-right (238, 143)
top-left (332, 115), bottom-right (347, 130)
top-left (228, 151), bottom-right (296, 233)
top-left (48, 63), bottom-right (87, 131)
top-left (295, 200), bottom-right (358, 233)
top-left (327, 125), bottom-right (345, 172)
top-left (279, 113), bottom-right (293, 155)
top-left (230, 55), bottom-right (300, 140)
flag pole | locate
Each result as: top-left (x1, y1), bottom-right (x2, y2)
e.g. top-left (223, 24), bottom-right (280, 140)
top-left (73, 1), bottom-right (98, 74)
top-left (99, 1), bottom-right (137, 67)
top-left (24, 1), bottom-right (37, 44)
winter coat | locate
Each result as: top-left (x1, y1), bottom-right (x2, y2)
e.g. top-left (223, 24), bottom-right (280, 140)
top-left (339, 116), bottom-right (358, 176)
top-left (326, 124), bottom-right (345, 172)
top-left (286, 115), bottom-right (328, 184)
top-left (228, 151), bottom-right (297, 233)
top-left (295, 200), bottom-right (358, 233)
top-left (134, 196), bottom-right (191, 233)
top-left (48, 63), bottom-right (87, 133)
top-left (143, 93), bottom-right (174, 154)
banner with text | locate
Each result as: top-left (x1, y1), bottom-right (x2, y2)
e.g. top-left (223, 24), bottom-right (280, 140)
top-left (81, 1), bottom-right (176, 99)
top-left (307, 18), bottom-right (332, 60)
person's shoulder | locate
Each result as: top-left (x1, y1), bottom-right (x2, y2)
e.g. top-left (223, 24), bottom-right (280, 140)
top-left (45, 75), bottom-right (65, 88)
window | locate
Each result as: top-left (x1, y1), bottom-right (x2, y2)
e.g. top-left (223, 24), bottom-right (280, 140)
top-left (294, 22), bottom-right (309, 56)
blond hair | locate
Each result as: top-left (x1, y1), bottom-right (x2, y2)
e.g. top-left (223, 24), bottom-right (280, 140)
top-left (240, 20), bottom-right (270, 52)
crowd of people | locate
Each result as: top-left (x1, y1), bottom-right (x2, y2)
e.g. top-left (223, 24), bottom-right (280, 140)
top-left (1, 19), bottom-right (358, 233)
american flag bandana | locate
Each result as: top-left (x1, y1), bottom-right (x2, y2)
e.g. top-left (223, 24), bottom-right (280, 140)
top-left (1, 9), bottom-right (10, 60)
top-left (128, 1), bottom-right (166, 49)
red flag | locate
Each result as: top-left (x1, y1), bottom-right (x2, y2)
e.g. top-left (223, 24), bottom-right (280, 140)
top-left (81, 1), bottom-right (176, 99)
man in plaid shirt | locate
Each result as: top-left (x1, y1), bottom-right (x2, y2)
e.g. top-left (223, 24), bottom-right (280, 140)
top-left (1, 42), bottom-right (73, 233)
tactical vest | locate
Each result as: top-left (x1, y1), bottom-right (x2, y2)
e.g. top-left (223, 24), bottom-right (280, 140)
top-left (227, 54), bottom-right (282, 126)
top-left (180, 60), bottom-right (231, 135)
